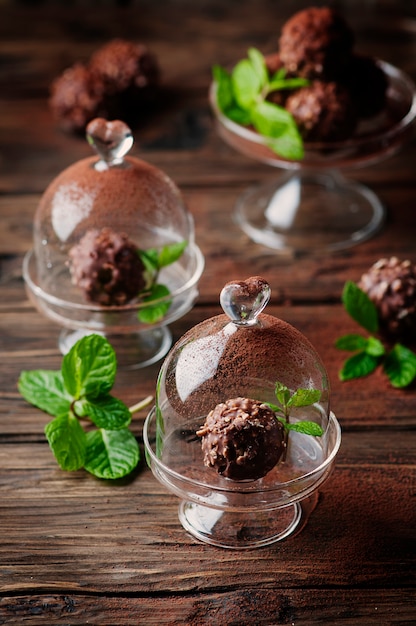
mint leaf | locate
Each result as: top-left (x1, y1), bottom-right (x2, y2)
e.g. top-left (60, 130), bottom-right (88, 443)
top-left (157, 241), bottom-right (187, 268)
top-left (138, 283), bottom-right (171, 324)
top-left (252, 99), bottom-right (295, 135)
top-left (44, 413), bottom-right (86, 471)
top-left (288, 388), bottom-right (322, 408)
top-left (138, 248), bottom-right (159, 276)
top-left (84, 429), bottom-right (139, 479)
top-left (247, 47), bottom-right (268, 90)
top-left (339, 351), bottom-right (379, 381)
top-left (265, 402), bottom-right (284, 414)
top-left (226, 106), bottom-right (252, 125)
top-left (18, 370), bottom-right (71, 417)
top-left (232, 58), bottom-right (262, 109)
top-left (366, 336), bottom-right (385, 357)
top-left (335, 334), bottom-right (369, 351)
top-left (342, 281), bottom-right (378, 334)
top-left (212, 64), bottom-right (234, 112)
top-left (283, 420), bottom-right (324, 436)
top-left (268, 77), bottom-right (309, 92)
top-left (251, 100), bottom-right (304, 159)
top-left (62, 334), bottom-right (117, 399)
top-left (74, 395), bottom-right (131, 429)
top-left (384, 343), bottom-right (416, 388)
top-left (274, 381), bottom-right (291, 407)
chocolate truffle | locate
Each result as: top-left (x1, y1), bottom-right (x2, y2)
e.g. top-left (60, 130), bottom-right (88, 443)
top-left (49, 63), bottom-right (104, 133)
top-left (90, 39), bottom-right (159, 94)
top-left (68, 227), bottom-right (146, 306)
top-left (279, 6), bottom-right (354, 80)
top-left (285, 80), bottom-right (357, 141)
top-left (50, 39), bottom-right (159, 132)
top-left (197, 397), bottom-right (285, 481)
top-left (358, 257), bottom-right (416, 340)
top-left (89, 39), bottom-right (159, 123)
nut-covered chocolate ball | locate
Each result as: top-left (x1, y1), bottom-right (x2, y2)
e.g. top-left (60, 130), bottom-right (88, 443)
top-left (49, 63), bottom-right (104, 133)
top-left (68, 227), bottom-right (146, 306)
top-left (279, 6), bottom-right (354, 80)
top-left (49, 39), bottom-right (160, 133)
top-left (285, 80), bottom-right (357, 141)
top-left (196, 397), bottom-right (285, 481)
top-left (359, 257), bottom-right (416, 339)
top-left (89, 38), bottom-right (159, 95)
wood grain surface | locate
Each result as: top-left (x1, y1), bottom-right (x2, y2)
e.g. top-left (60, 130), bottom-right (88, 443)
top-left (0, 1), bottom-right (415, 624)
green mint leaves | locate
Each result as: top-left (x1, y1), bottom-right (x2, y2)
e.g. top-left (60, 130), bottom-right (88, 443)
top-left (266, 381), bottom-right (324, 437)
top-left (137, 240), bottom-right (187, 324)
top-left (213, 48), bottom-right (308, 160)
top-left (336, 281), bottom-right (416, 388)
top-left (18, 334), bottom-right (152, 479)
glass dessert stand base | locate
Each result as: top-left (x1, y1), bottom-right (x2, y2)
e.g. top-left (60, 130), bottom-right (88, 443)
top-left (235, 169), bottom-right (385, 256)
top-left (23, 245), bottom-right (204, 369)
top-left (144, 408), bottom-right (341, 549)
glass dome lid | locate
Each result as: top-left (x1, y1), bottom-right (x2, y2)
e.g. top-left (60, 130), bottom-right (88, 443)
top-left (157, 276), bottom-right (330, 428)
top-left (34, 118), bottom-right (194, 302)
top-left (23, 118), bottom-right (204, 368)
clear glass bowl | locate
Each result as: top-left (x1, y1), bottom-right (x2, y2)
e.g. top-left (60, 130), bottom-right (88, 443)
top-left (210, 60), bottom-right (416, 256)
top-left (144, 277), bottom-right (341, 548)
top-left (23, 118), bottom-right (204, 368)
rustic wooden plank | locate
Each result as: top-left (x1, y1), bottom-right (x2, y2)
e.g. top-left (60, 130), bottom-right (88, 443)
top-left (0, 588), bottom-right (415, 625)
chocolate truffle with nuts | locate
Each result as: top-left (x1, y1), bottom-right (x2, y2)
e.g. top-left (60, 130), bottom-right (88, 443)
top-left (49, 39), bottom-right (160, 133)
top-left (49, 64), bottom-right (105, 134)
top-left (359, 257), bottom-right (416, 340)
top-left (197, 397), bottom-right (285, 481)
top-left (279, 6), bottom-right (354, 80)
top-left (285, 80), bottom-right (357, 141)
top-left (68, 227), bottom-right (146, 306)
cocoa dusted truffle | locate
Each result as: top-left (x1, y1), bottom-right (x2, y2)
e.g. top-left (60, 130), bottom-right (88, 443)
top-left (359, 257), bottom-right (416, 340)
top-left (196, 397), bottom-right (285, 481)
top-left (279, 6), bottom-right (354, 80)
top-left (49, 64), bottom-right (104, 133)
top-left (68, 227), bottom-right (146, 306)
top-left (285, 80), bottom-right (357, 141)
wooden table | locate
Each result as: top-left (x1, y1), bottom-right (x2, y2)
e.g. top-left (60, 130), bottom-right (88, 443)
top-left (1, 1), bottom-right (415, 623)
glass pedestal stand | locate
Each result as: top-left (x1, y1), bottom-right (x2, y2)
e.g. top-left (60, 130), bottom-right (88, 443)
top-left (235, 169), bottom-right (385, 256)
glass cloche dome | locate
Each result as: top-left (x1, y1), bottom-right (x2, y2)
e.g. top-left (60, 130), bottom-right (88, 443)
top-left (23, 118), bottom-right (204, 367)
top-left (144, 277), bottom-right (341, 548)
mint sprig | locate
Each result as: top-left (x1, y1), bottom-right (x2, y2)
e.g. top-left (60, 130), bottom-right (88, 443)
top-left (336, 281), bottom-right (416, 388)
top-left (137, 240), bottom-right (187, 324)
top-left (267, 381), bottom-right (324, 436)
top-left (18, 334), bottom-right (153, 479)
top-left (213, 48), bottom-right (308, 160)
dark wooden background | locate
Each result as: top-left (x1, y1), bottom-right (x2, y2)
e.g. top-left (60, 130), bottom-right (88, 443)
top-left (0, 1), bottom-right (415, 624)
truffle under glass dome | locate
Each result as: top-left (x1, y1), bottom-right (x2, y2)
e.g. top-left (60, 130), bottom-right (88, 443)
top-left (144, 277), bottom-right (341, 548)
top-left (23, 119), bottom-right (204, 368)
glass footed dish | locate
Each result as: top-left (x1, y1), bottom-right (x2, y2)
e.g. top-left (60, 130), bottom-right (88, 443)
top-left (144, 277), bottom-right (341, 548)
top-left (23, 119), bottom-right (204, 368)
top-left (210, 60), bottom-right (416, 256)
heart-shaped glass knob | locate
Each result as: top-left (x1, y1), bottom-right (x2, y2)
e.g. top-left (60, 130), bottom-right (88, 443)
top-left (86, 118), bottom-right (134, 168)
top-left (220, 276), bottom-right (271, 326)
